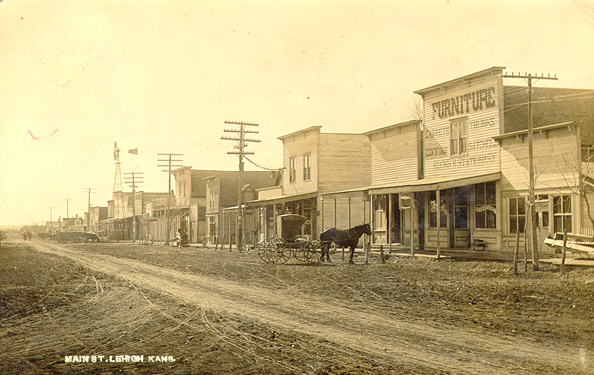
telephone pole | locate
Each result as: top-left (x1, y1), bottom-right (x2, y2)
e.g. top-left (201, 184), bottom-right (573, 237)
top-left (221, 121), bottom-right (261, 251)
top-left (124, 172), bottom-right (143, 243)
top-left (502, 72), bottom-right (558, 271)
top-left (48, 206), bottom-right (55, 232)
top-left (63, 198), bottom-right (71, 220)
top-left (82, 188), bottom-right (96, 232)
top-left (157, 153), bottom-right (183, 246)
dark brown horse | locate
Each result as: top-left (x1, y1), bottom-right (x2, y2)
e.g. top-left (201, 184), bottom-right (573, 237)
top-left (319, 224), bottom-right (371, 264)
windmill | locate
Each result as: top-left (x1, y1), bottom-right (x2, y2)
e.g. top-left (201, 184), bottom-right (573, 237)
top-left (113, 142), bottom-right (140, 193)
top-left (113, 142), bottom-right (123, 193)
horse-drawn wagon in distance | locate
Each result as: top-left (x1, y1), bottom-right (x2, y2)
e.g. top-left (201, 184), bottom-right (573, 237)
top-left (257, 214), bottom-right (371, 265)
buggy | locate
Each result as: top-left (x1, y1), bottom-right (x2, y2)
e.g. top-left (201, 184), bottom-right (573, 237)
top-left (257, 214), bottom-right (321, 264)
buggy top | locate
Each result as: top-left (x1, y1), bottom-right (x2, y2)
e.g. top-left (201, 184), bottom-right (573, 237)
top-left (277, 214), bottom-right (307, 242)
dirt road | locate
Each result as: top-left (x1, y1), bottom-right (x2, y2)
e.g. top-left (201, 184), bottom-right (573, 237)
top-left (28, 240), bottom-right (590, 374)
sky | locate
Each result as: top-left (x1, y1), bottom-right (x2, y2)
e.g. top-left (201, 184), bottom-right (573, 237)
top-left (1, 0), bottom-right (594, 227)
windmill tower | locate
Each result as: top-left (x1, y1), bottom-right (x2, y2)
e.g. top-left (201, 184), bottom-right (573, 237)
top-left (113, 141), bottom-right (123, 193)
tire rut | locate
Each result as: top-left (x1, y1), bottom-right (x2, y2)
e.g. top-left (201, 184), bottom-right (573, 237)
top-left (32, 241), bottom-right (590, 374)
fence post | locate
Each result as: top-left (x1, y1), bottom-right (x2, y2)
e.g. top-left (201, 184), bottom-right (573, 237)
top-left (513, 230), bottom-right (520, 275)
top-left (561, 230), bottom-right (568, 275)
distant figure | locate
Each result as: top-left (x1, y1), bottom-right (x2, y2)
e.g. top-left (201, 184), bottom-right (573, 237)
top-left (176, 229), bottom-right (182, 248)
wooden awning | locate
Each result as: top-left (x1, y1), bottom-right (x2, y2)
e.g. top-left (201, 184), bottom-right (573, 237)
top-left (368, 172), bottom-right (501, 195)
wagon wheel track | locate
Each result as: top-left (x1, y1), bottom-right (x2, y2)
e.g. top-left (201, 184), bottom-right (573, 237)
top-left (28, 241), bottom-right (591, 375)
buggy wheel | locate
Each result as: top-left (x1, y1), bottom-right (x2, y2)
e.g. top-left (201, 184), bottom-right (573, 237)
top-left (306, 240), bottom-right (323, 263)
top-left (275, 245), bottom-right (292, 264)
top-left (257, 240), bottom-right (270, 263)
top-left (258, 239), bottom-right (276, 263)
top-left (293, 241), bottom-right (315, 263)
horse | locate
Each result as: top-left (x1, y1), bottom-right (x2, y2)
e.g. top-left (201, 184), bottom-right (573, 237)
top-left (319, 224), bottom-right (371, 264)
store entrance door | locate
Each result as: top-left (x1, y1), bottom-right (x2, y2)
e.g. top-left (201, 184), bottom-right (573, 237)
top-left (449, 186), bottom-right (470, 248)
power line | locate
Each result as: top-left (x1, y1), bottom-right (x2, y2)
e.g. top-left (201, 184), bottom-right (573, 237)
top-left (82, 188), bottom-right (96, 232)
top-left (124, 172), bottom-right (144, 242)
top-left (502, 71), bottom-right (558, 271)
top-left (243, 155), bottom-right (282, 171)
top-left (157, 153), bottom-right (183, 245)
top-left (221, 120), bottom-right (261, 251)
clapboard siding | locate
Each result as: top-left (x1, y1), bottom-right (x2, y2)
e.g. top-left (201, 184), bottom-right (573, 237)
top-left (422, 76), bottom-right (502, 180)
top-left (318, 133), bottom-right (371, 193)
top-left (282, 129), bottom-right (319, 195)
top-left (500, 127), bottom-right (579, 192)
top-left (321, 196), bottom-right (367, 230)
top-left (370, 124), bottom-right (419, 185)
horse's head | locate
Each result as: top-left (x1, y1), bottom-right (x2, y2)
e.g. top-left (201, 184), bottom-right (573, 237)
top-left (362, 223), bottom-right (372, 235)
top-left (354, 223), bottom-right (371, 236)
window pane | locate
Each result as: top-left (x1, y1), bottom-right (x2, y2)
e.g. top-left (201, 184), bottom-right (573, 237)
top-left (430, 191), bottom-right (436, 203)
top-left (564, 216), bottom-right (572, 232)
top-left (518, 216), bottom-right (526, 233)
top-left (510, 217), bottom-right (517, 233)
top-left (459, 120), bottom-right (467, 136)
top-left (476, 184), bottom-right (485, 206)
top-left (487, 210), bottom-right (496, 229)
top-left (455, 207), bottom-right (468, 228)
top-left (542, 212), bottom-right (549, 227)
top-left (563, 196), bottom-right (572, 213)
top-left (476, 211), bottom-right (485, 229)
top-left (554, 216), bottom-right (562, 232)
top-left (430, 212), bottom-right (437, 228)
top-left (509, 198), bottom-right (517, 215)
top-left (486, 182), bottom-right (496, 205)
top-left (553, 196), bottom-right (562, 214)
top-left (518, 199), bottom-right (526, 215)
top-left (455, 187), bottom-right (468, 206)
top-left (440, 211), bottom-right (447, 228)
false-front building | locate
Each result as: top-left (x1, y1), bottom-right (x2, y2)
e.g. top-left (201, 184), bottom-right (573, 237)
top-left (249, 126), bottom-right (371, 241)
top-left (364, 66), bottom-right (594, 254)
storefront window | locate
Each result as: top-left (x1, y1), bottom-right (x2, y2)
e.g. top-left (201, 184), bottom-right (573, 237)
top-left (303, 199), bottom-right (312, 236)
top-left (429, 191), bottom-right (447, 228)
top-left (509, 197), bottom-right (526, 233)
top-left (373, 195), bottom-right (387, 230)
top-left (475, 182), bottom-right (496, 229)
top-left (553, 195), bottom-right (572, 233)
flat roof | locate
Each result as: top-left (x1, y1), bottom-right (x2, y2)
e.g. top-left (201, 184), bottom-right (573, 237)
top-left (363, 119), bottom-right (421, 136)
top-left (277, 126), bottom-right (322, 140)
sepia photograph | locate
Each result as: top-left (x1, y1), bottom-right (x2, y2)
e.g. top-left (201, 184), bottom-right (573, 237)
top-left (1, 0), bottom-right (593, 373)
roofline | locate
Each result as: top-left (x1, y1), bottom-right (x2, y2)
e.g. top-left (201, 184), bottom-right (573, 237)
top-left (363, 119), bottom-right (421, 136)
top-left (414, 66), bottom-right (506, 95)
top-left (277, 126), bottom-right (322, 140)
top-left (492, 121), bottom-right (575, 140)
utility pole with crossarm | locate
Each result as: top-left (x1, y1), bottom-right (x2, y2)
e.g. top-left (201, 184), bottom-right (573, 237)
top-left (124, 172), bottom-right (143, 243)
top-left (157, 153), bottom-right (183, 246)
top-left (502, 71), bottom-right (558, 271)
top-left (221, 121), bottom-right (261, 251)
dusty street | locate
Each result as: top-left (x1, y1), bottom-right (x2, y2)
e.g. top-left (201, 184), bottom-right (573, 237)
top-left (1, 240), bottom-right (593, 374)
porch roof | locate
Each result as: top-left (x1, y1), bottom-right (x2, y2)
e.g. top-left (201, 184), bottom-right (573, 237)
top-left (245, 191), bottom-right (319, 206)
top-left (368, 172), bottom-right (501, 195)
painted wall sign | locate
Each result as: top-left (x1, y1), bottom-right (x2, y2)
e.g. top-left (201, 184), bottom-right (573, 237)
top-left (432, 152), bottom-right (497, 169)
top-left (431, 87), bottom-right (496, 119)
